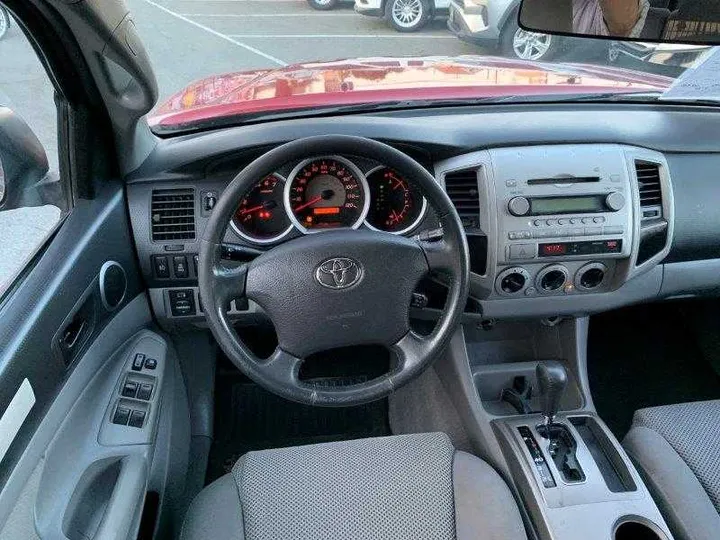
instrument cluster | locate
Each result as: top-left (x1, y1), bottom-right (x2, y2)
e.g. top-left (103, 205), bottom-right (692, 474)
top-left (231, 155), bottom-right (427, 244)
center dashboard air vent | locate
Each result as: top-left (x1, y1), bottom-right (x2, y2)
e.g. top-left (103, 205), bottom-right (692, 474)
top-left (634, 161), bottom-right (663, 219)
top-left (444, 168), bottom-right (480, 229)
top-left (151, 188), bottom-right (196, 242)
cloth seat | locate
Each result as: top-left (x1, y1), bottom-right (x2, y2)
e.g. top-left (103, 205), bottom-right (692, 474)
top-left (181, 432), bottom-right (527, 540)
top-left (623, 400), bottom-right (720, 540)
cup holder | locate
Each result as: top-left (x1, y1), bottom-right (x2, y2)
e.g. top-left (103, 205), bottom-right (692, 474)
top-left (614, 517), bottom-right (668, 540)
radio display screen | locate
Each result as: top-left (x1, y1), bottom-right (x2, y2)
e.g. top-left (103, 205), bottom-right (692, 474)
top-left (530, 196), bottom-right (604, 215)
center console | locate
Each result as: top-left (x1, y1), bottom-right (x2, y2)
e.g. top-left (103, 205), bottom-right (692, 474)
top-left (435, 319), bottom-right (674, 540)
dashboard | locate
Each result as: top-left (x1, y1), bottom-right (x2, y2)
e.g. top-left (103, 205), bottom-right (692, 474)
top-left (125, 103), bottom-right (720, 327)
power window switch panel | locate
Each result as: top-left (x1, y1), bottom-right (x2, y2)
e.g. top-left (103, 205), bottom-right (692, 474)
top-left (128, 410), bottom-right (146, 428)
top-left (122, 381), bottom-right (138, 398)
top-left (137, 383), bottom-right (153, 401)
top-left (112, 406), bottom-right (131, 425)
top-left (144, 357), bottom-right (157, 370)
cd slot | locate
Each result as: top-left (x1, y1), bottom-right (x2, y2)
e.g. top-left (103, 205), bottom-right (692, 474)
top-left (527, 177), bottom-right (600, 185)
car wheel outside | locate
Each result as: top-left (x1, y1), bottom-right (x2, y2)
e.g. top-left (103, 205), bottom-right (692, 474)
top-left (501, 16), bottom-right (560, 61)
top-left (307, 0), bottom-right (339, 10)
top-left (386, 0), bottom-right (431, 32)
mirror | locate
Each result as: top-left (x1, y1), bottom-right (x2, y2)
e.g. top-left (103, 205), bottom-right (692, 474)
top-left (0, 107), bottom-right (50, 211)
top-left (519, 0), bottom-right (720, 44)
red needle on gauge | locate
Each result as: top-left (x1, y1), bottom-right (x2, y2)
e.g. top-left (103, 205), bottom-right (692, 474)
top-left (240, 204), bottom-right (265, 215)
top-left (293, 195), bottom-right (322, 212)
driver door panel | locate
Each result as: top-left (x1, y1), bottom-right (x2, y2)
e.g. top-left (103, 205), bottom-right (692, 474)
top-left (0, 184), bottom-right (188, 540)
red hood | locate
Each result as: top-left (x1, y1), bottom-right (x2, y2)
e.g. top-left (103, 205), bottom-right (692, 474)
top-left (149, 56), bottom-right (672, 129)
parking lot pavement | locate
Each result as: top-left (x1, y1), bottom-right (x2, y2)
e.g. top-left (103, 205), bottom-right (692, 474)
top-left (128, 0), bottom-right (482, 104)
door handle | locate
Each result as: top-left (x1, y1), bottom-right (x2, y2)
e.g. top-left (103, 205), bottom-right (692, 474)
top-left (62, 318), bottom-right (87, 350)
top-left (94, 455), bottom-right (148, 540)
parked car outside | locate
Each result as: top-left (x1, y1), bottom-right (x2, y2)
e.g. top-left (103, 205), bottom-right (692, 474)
top-left (306, 0), bottom-right (354, 10)
top-left (609, 42), bottom-right (712, 77)
top-left (355, 0), bottom-right (450, 32)
top-left (447, 0), bottom-right (562, 61)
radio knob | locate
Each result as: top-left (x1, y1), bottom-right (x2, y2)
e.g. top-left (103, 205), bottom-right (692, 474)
top-left (605, 192), bottom-right (626, 212)
top-left (508, 197), bottom-right (530, 217)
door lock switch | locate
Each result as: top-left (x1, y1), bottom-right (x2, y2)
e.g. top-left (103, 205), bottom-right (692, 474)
top-left (132, 353), bottom-right (145, 371)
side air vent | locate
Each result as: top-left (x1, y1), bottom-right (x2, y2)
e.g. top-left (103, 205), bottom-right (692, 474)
top-left (151, 188), bottom-right (196, 241)
top-left (635, 161), bottom-right (663, 218)
top-left (444, 168), bottom-right (480, 229)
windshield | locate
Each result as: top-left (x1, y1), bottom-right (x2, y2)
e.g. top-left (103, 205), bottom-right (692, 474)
top-left (129, 0), bottom-right (716, 133)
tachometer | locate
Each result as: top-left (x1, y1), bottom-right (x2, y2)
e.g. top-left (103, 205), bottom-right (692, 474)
top-left (231, 173), bottom-right (293, 244)
top-left (365, 167), bottom-right (426, 234)
top-left (285, 156), bottom-right (369, 232)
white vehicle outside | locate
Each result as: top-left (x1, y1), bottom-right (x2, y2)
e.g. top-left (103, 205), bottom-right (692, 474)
top-left (355, 0), bottom-right (451, 32)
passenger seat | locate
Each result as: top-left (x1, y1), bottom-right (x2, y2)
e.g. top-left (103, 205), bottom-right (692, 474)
top-left (623, 400), bottom-right (720, 540)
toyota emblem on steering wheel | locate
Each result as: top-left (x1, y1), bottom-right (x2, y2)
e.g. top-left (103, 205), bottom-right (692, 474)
top-left (315, 257), bottom-right (363, 289)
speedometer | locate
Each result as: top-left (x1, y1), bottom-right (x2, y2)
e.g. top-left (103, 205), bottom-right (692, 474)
top-left (285, 156), bottom-right (369, 233)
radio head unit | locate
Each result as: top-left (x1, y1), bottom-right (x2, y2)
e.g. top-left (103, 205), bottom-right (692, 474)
top-left (493, 145), bottom-right (633, 265)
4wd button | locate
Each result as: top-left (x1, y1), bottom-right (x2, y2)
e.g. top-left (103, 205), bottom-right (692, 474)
top-left (509, 244), bottom-right (537, 260)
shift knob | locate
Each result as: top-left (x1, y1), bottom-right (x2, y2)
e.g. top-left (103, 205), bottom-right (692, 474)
top-left (536, 361), bottom-right (568, 424)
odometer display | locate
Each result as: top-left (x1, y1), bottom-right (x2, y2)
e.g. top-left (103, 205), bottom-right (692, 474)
top-left (285, 157), bottom-right (369, 232)
top-left (232, 174), bottom-right (293, 243)
top-left (366, 167), bottom-right (426, 234)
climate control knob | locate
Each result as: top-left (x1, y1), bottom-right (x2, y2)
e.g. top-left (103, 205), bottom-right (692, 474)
top-left (605, 192), bottom-right (626, 212)
top-left (497, 267), bottom-right (531, 296)
top-left (508, 197), bottom-right (530, 217)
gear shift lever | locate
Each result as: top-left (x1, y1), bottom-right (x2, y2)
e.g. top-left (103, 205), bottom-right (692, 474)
top-left (536, 361), bottom-right (568, 427)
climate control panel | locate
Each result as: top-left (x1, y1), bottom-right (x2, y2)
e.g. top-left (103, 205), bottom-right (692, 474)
top-left (495, 261), bottom-right (614, 297)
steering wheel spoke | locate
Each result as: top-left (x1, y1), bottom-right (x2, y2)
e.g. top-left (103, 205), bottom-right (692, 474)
top-left (391, 331), bottom-right (427, 372)
top-left (262, 347), bottom-right (303, 384)
top-left (418, 235), bottom-right (455, 274)
top-left (213, 263), bottom-right (248, 306)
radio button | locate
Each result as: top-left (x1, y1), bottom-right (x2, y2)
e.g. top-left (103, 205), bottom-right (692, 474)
top-left (546, 219), bottom-right (557, 226)
top-left (533, 220), bottom-right (543, 227)
top-left (509, 244), bottom-right (537, 260)
top-left (508, 197), bottom-right (531, 217)
top-left (581, 217), bottom-right (593, 225)
top-left (557, 219), bottom-right (567, 225)
top-left (593, 216), bottom-right (605, 224)
top-left (606, 192), bottom-right (626, 212)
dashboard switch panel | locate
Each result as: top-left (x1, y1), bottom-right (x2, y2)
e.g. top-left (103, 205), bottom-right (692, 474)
top-left (169, 289), bottom-right (196, 316)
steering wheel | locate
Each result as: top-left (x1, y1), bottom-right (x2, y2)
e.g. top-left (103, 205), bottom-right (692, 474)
top-left (199, 135), bottom-right (469, 406)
